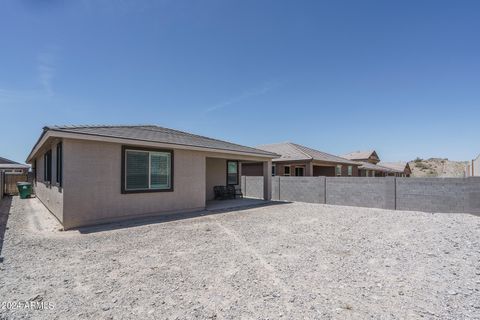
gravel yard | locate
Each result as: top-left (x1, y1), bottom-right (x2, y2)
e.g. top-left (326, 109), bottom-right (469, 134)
top-left (1, 196), bottom-right (479, 320)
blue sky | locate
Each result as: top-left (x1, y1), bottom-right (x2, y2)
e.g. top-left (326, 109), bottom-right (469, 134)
top-left (1, 0), bottom-right (479, 163)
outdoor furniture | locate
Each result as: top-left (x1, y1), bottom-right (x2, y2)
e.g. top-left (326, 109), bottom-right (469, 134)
top-left (214, 185), bottom-right (243, 200)
top-left (226, 185), bottom-right (236, 199)
top-left (214, 186), bottom-right (229, 200)
top-left (233, 185), bottom-right (243, 198)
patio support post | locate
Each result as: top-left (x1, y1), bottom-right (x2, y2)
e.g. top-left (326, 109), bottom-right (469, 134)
top-left (306, 162), bottom-right (313, 176)
top-left (263, 160), bottom-right (272, 200)
top-left (238, 161), bottom-right (242, 185)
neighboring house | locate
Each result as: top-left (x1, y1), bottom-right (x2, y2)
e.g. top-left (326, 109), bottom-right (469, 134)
top-left (355, 161), bottom-right (400, 177)
top-left (341, 150), bottom-right (393, 177)
top-left (26, 125), bottom-right (277, 229)
top-left (378, 162), bottom-right (412, 177)
top-left (342, 150), bottom-right (380, 164)
top-left (0, 156), bottom-right (30, 174)
top-left (242, 142), bottom-right (360, 177)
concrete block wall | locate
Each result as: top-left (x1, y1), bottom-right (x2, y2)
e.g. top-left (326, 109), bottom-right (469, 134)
top-left (274, 176), bottom-right (325, 203)
top-left (466, 177), bottom-right (480, 214)
top-left (325, 177), bottom-right (396, 209)
top-left (241, 176), bottom-right (264, 199)
top-left (241, 175), bottom-right (480, 214)
top-left (396, 178), bottom-right (468, 213)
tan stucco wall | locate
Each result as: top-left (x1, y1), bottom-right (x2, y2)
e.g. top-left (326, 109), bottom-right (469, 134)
top-left (62, 139), bottom-right (207, 229)
top-left (205, 158), bottom-right (227, 201)
top-left (33, 139), bottom-right (64, 223)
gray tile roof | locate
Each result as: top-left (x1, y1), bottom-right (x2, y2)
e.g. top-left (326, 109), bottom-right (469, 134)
top-left (256, 142), bottom-right (359, 165)
top-left (378, 162), bottom-right (409, 173)
top-left (341, 150), bottom-right (376, 160)
top-left (357, 161), bottom-right (396, 172)
top-left (0, 156), bottom-right (19, 165)
top-left (0, 157), bottom-right (29, 169)
top-left (44, 125), bottom-right (277, 157)
top-left (0, 163), bottom-right (30, 169)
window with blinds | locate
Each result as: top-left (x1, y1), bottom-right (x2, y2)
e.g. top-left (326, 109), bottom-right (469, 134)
top-left (124, 148), bottom-right (172, 192)
top-left (227, 160), bottom-right (238, 185)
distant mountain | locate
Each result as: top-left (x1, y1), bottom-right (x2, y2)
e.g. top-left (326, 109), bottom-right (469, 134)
top-left (409, 158), bottom-right (468, 177)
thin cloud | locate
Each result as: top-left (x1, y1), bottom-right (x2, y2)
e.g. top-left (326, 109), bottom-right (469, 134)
top-left (0, 46), bottom-right (59, 104)
top-left (37, 50), bottom-right (56, 96)
top-left (0, 89), bottom-right (46, 103)
top-left (206, 81), bottom-right (283, 113)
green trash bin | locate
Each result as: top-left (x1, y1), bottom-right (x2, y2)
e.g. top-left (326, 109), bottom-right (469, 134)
top-left (17, 182), bottom-right (32, 199)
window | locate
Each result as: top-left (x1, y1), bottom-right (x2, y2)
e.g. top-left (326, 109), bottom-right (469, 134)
top-left (335, 165), bottom-right (342, 176)
top-left (34, 159), bottom-right (37, 180)
top-left (272, 165), bottom-right (276, 176)
top-left (227, 160), bottom-right (239, 185)
top-left (5, 169), bottom-right (23, 174)
top-left (372, 170), bottom-right (376, 177)
top-left (347, 165), bottom-right (353, 176)
top-left (122, 147), bottom-right (173, 193)
top-left (56, 142), bottom-right (63, 186)
top-left (295, 167), bottom-right (304, 176)
top-left (44, 150), bottom-right (52, 182)
top-left (284, 166), bottom-right (290, 176)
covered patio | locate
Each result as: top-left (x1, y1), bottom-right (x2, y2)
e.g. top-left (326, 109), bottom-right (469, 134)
top-left (205, 197), bottom-right (270, 211)
top-left (205, 156), bottom-right (273, 204)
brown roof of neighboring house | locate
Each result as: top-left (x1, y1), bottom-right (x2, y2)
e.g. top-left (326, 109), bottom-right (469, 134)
top-left (378, 162), bottom-right (410, 172)
top-left (256, 142), bottom-right (359, 165)
top-left (357, 161), bottom-right (398, 173)
top-left (341, 150), bottom-right (379, 160)
top-left (27, 125), bottom-right (278, 161)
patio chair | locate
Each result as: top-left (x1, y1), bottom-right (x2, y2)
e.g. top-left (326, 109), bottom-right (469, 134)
top-left (233, 186), bottom-right (243, 198)
top-left (226, 185), bottom-right (236, 199)
top-left (214, 186), bottom-right (227, 200)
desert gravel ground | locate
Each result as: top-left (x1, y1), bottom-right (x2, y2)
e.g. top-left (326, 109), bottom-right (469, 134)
top-left (0, 196), bottom-right (479, 320)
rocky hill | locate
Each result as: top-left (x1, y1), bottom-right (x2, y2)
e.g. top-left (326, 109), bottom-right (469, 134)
top-left (409, 158), bottom-right (468, 177)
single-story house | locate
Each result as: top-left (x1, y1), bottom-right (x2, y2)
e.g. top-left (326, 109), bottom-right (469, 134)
top-left (242, 142), bottom-right (360, 177)
top-left (0, 156), bottom-right (30, 174)
top-left (378, 162), bottom-right (412, 177)
top-left (341, 150), bottom-right (398, 177)
top-left (355, 161), bottom-right (400, 177)
top-left (26, 125), bottom-right (277, 229)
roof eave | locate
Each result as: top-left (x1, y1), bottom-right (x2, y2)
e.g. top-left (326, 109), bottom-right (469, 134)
top-left (27, 129), bottom-right (278, 162)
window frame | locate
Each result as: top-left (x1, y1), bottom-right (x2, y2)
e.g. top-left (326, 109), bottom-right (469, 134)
top-left (295, 167), bottom-right (304, 176)
top-left (272, 164), bottom-right (276, 176)
top-left (121, 146), bottom-right (174, 194)
top-left (335, 165), bottom-right (342, 176)
top-left (226, 160), bottom-right (239, 186)
top-left (44, 149), bottom-right (52, 182)
top-left (347, 165), bottom-right (353, 176)
top-left (284, 165), bottom-right (291, 176)
top-left (34, 159), bottom-right (37, 181)
top-left (56, 142), bottom-right (63, 187)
